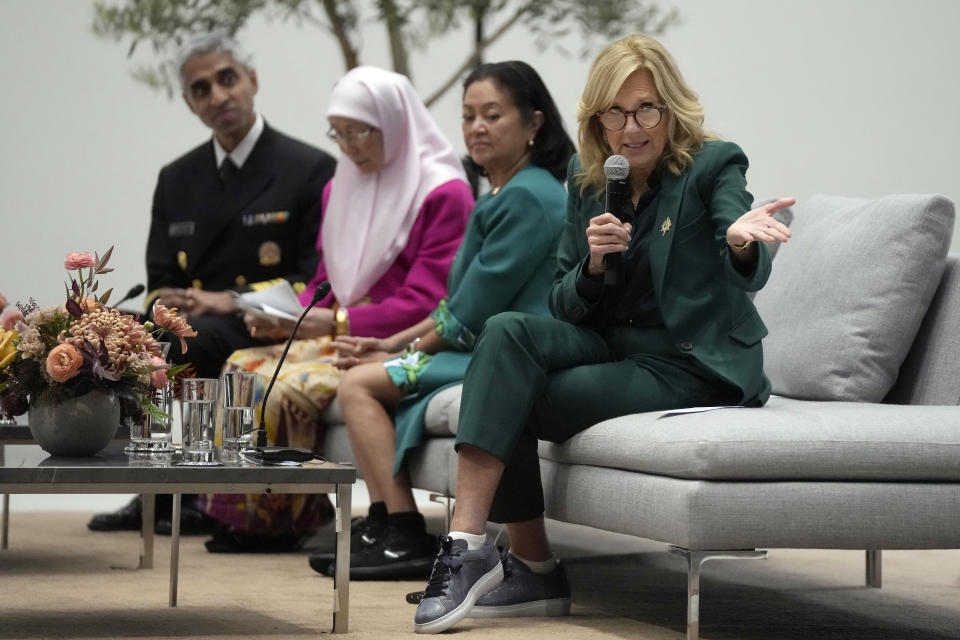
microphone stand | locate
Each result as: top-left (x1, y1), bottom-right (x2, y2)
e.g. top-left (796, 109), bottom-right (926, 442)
top-left (254, 282), bottom-right (330, 448)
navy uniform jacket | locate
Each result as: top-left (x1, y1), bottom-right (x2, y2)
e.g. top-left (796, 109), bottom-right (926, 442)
top-left (145, 123), bottom-right (336, 305)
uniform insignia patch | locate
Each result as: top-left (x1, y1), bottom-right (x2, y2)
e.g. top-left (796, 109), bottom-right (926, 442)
top-left (259, 241), bottom-right (282, 266)
top-left (243, 211), bottom-right (290, 226)
top-left (169, 221), bottom-right (195, 237)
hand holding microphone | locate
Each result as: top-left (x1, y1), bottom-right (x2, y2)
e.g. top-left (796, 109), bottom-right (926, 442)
top-left (585, 155), bottom-right (632, 282)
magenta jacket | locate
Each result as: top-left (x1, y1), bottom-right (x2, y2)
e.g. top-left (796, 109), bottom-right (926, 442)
top-left (298, 178), bottom-right (473, 338)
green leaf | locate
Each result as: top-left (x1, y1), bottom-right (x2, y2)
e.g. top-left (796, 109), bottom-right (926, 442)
top-left (98, 288), bottom-right (113, 306)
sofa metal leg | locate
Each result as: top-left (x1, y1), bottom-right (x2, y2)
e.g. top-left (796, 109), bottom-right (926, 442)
top-left (1, 493), bottom-right (8, 549)
top-left (428, 493), bottom-right (453, 532)
top-left (866, 549), bottom-right (882, 588)
top-left (669, 546), bottom-right (767, 640)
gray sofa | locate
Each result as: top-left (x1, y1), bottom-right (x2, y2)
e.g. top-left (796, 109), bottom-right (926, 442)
top-left (322, 193), bottom-right (960, 640)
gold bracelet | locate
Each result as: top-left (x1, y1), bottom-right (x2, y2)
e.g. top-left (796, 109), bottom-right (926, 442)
top-left (335, 308), bottom-right (350, 336)
top-left (730, 240), bottom-right (753, 252)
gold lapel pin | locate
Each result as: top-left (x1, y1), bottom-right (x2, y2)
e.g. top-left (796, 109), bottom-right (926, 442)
top-left (660, 217), bottom-right (673, 236)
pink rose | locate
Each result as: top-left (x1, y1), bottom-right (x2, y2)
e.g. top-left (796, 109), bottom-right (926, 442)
top-left (64, 252), bottom-right (95, 270)
top-left (150, 356), bottom-right (168, 389)
top-left (46, 343), bottom-right (84, 383)
top-left (1, 309), bottom-right (23, 332)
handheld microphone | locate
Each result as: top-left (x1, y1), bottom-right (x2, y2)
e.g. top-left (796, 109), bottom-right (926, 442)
top-left (602, 155), bottom-right (631, 287)
top-left (254, 281), bottom-right (331, 448)
top-left (113, 283), bottom-right (145, 308)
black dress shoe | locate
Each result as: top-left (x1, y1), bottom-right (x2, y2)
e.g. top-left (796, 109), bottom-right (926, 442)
top-left (87, 496), bottom-right (142, 531)
top-left (204, 526), bottom-right (303, 553)
top-left (154, 505), bottom-right (220, 536)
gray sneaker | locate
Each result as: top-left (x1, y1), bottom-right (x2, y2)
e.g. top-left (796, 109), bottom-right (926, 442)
top-left (469, 548), bottom-right (571, 618)
top-left (413, 536), bottom-right (503, 634)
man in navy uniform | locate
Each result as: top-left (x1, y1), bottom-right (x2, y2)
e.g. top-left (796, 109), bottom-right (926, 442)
top-left (89, 33), bottom-right (335, 534)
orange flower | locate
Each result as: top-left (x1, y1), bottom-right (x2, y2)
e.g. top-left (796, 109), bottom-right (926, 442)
top-left (152, 303), bottom-right (198, 354)
top-left (46, 343), bottom-right (83, 383)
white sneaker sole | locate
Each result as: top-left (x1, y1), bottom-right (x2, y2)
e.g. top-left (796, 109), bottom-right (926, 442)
top-left (414, 561), bottom-right (504, 634)
top-left (468, 597), bottom-right (571, 618)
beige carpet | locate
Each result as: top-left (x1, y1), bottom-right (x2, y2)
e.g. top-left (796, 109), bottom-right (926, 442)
top-left (2, 511), bottom-right (960, 639)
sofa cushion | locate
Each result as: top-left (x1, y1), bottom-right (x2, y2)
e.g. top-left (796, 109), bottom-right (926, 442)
top-left (753, 194), bottom-right (955, 402)
top-left (885, 254), bottom-right (960, 406)
top-left (537, 395), bottom-right (960, 481)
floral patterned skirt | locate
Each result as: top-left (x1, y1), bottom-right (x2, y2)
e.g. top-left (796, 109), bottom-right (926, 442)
top-left (195, 336), bottom-right (341, 536)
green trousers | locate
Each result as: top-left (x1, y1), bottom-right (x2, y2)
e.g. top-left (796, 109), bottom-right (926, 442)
top-left (455, 311), bottom-right (738, 523)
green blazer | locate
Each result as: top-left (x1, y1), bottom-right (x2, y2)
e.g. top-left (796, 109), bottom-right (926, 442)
top-left (392, 164), bottom-right (567, 473)
top-left (550, 141), bottom-right (772, 406)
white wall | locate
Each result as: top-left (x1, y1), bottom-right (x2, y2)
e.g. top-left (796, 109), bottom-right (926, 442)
top-left (1, 0), bottom-right (958, 312)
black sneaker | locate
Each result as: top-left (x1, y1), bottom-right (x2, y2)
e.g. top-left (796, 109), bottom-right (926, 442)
top-left (413, 536), bottom-right (503, 634)
top-left (307, 516), bottom-right (386, 574)
top-left (323, 524), bottom-right (438, 580)
top-left (469, 548), bottom-right (570, 617)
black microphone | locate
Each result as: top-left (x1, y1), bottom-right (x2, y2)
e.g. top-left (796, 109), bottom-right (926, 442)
top-left (602, 155), bottom-right (631, 287)
top-left (113, 283), bottom-right (145, 308)
top-left (254, 281), bottom-right (331, 448)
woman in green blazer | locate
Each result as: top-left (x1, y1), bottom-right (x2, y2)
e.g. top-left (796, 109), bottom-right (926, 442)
top-left (307, 61), bottom-right (576, 580)
top-left (412, 35), bottom-right (795, 634)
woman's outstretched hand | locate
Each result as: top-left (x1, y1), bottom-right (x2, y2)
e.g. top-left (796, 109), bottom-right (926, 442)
top-left (727, 197), bottom-right (795, 248)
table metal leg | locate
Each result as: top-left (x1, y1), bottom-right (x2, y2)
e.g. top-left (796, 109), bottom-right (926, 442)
top-left (169, 494), bottom-right (181, 607)
top-left (332, 484), bottom-right (352, 633)
top-left (866, 549), bottom-right (882, 588)
top-left (140, 494), bottom-right (155, 569)
top-left (2, 494), bottom-right (9, 549)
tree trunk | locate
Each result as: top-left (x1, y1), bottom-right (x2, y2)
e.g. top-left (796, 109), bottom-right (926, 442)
top-left (379, 0), bottom-right (411, 80)
top-left (321, 0), bottom-right (360, 69)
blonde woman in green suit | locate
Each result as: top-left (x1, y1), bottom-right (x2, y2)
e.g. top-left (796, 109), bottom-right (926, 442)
top-left (413, 34), bottom-right (795, 634)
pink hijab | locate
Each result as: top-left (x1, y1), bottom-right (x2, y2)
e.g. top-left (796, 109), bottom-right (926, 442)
top-left (322, 66), bottom-right (468, 306)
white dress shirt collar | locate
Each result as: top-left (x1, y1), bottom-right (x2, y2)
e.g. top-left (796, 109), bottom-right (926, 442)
top-left (213, 112), bottom-right (264, 170)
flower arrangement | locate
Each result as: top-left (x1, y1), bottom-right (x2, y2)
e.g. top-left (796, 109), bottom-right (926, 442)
top-left (0, 247), bottom-right (196, 419)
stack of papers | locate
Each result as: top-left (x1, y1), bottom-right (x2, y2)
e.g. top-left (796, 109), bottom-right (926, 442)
top-left (235, 281), bottom-right (304, 322)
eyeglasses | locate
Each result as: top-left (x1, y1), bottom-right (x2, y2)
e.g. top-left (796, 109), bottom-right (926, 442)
top-left (595, 105), bottom-right (667, 132)
top-left (326, 127), bottom-right (376, 145)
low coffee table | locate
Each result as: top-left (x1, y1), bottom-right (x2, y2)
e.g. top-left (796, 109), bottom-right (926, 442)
top-left (0, 442), bottom-right (356, 633)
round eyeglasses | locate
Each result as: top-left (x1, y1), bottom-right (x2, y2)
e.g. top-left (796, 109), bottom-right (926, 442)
top-left (595, 105), bottom-right (666, 132)
top-left (327, 127), bottom-right (376, 145)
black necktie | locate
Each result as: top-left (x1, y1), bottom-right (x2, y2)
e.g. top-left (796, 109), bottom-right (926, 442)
top-left (219, 157), bottom-right (239, 188)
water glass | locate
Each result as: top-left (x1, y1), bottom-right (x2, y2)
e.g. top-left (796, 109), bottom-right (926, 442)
top-left (180, 378), bottom-right (219, 464)
top-left (127, 382), bottom-right (174, 453)
top-left (220, 371), bottom-right (257, 461)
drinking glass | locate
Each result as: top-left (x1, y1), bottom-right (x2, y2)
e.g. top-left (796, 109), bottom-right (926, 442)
top-left (126, 382), bottom-right (174, 453)
top-left (180, 378), bottom-right (219, 465)
top-left (220, 371), bottom-right (257, 462)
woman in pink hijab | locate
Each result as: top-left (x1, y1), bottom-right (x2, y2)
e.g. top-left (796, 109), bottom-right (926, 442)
top-left (197, 66), bottom-right (474, 553)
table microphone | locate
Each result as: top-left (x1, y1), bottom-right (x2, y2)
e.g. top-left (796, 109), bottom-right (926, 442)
top-left (254, 281), bottom-right (331, 448)
top-left (602, 155), bottom-right (631, 287)
top-left (112, 283), bottom-right (145, 308)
